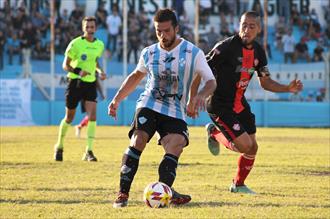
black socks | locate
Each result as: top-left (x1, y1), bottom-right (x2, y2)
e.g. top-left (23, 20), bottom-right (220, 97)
top-left (158, 153), bottom-right (178, 187)
top-left (119, 146), bottom-right (142, 194)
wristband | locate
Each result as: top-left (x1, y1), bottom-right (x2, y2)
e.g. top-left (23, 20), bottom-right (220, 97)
top-left (73, 67), bottom-right (82, 75)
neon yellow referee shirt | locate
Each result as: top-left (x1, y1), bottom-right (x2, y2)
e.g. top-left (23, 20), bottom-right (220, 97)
top-left (64, 36), bottom-right (104, 82)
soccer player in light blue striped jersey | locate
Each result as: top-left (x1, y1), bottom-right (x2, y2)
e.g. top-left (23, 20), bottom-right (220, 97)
top-left (108, 9), bottom-right (216, 208)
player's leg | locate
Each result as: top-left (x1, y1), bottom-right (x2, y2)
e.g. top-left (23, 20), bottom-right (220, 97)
top-left (207, 112), bottom-right (244, 155)
top-left (113, 108), bottom-right (156, 208)
top-left (158, 116), bottom-right (191, 205)
top-left (75, 100), bottom-right (88, 138)
top-left (83, 100), bottom-right (97, 161)
top-left (230, 110), bottom-right (258, 194)
top-left (54, 108), bottom-right (76, 161)
top-left (54, 79), bottom-right (80, 161)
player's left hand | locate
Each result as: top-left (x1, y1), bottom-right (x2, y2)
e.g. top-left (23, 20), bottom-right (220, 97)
top-left (186, 100), bottom-right (198, 118)
top-left (190, 94), bottom-right (207, 117)
top-left (288, 79), bottom-right (303, 93)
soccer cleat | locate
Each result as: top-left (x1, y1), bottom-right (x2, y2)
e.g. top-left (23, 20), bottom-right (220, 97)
top-left (54, 148), bottom-right (63, 161)
top-left (113, 192), bottom-right (129, 208)
top-left (82, 151), bottom-right (98, 162)
top-left (229, 182), bottom-right (256, 195)
top-left (170, 188), bottom-right (191, 205)
top-left (205, 123), bottom-right (220, 156)
top-left (75, 125), bottom-right (81, 138)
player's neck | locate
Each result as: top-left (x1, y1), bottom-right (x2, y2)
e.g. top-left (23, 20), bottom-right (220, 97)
top-left (84, 34), bottom-right (95, 42)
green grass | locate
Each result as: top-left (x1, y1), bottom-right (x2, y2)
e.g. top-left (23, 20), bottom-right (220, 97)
top-left (1, 126), bottom-right (329, 218)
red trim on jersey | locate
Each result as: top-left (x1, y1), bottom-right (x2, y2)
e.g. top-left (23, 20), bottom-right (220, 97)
top-left (215, 117), bottom-right (236, 140)
top-left (233, 48), bottom-right (254, 113)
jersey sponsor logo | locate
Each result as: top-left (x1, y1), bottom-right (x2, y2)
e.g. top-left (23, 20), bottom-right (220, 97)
top-left (138, 116), bottom-right (147, 124)
top-left (163, 56), bottom-right (176, 63)
top-left (81, 54), bottom-right (87, 61)
top-left (233, 123), bottom-right (240, 131)
top-left (236, 78), bottom-right (249, 90)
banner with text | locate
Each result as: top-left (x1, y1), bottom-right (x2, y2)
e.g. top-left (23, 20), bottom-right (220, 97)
top-left (0, 79), bottom-right (34, 126)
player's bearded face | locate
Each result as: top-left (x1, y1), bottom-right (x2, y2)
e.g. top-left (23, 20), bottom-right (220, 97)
top-left (155, 21), bottom-right (178, 49)
top-left (239, 16), bottom-right (261, 46)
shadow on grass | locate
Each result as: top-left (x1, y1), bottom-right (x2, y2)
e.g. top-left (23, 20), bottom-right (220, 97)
top-left (0, 198), bottom-right (141, 205)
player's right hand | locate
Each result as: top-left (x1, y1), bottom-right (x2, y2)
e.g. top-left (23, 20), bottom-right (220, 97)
top-left (108, 100), bottom-right (119, 119)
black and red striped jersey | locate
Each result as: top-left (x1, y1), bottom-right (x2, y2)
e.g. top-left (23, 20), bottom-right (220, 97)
top-left (206, 35), bottom-right (268, 114)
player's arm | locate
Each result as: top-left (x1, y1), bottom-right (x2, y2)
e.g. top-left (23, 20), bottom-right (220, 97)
top-left (96, 60), bottom-right (106, 80)
top-left (187, 74), bottom-right (201, 118)
top-left (258, 67), bottom-right (303, 93)
top-left (188, 51), bottom-right (217, 117)
top-left (108, 70), bottom-right (146, 119)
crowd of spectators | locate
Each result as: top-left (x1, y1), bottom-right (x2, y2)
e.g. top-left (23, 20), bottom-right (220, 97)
top-left (0, 0), bottom-right (329, 70)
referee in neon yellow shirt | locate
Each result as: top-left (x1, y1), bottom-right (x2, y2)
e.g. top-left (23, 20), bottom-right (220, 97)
top-left (54, 16), bottom-right (106, 161)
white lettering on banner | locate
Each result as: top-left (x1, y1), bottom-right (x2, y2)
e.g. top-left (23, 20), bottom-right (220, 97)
top-left (0, 79), bottom-right (34, 126)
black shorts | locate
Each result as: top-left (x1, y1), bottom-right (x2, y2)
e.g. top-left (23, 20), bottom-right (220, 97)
top-left (209, 107), bottom-right (256, 141)
top-left (65, 79), bottom-right (97, 110)
top-left (128, 107), bottom-right (189, 146)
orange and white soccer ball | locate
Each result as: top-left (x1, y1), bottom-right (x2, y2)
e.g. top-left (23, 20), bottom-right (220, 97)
top-left (143, 182), bottom-right (173, 208)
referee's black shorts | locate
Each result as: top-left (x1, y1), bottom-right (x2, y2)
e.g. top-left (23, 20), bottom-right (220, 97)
top-left (65, 78), bottom-right (97, 110)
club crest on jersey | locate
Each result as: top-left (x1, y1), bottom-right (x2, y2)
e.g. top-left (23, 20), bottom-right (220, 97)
top-left (138, 116), bottom-right (147, 124)
top-left (81, 54), bottom-right (87, 61)
top-left (233, 123), bottom-right (240, 131)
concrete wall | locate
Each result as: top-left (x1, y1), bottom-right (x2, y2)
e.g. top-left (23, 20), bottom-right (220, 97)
top-left (32, 100), bottom-right (330, 127)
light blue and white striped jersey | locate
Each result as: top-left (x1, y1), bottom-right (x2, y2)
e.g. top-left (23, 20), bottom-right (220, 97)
top-left (135, 38), bottom-right (214, 121)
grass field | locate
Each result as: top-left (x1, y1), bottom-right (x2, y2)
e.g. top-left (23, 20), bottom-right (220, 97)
top-left (1, 126), bottom-right (329, 218)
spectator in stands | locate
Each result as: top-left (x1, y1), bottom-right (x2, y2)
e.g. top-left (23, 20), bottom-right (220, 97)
top-left (199, 0), bottom-right (212, 27)
top-left (294, 37), bottom-right (310, 63)
top-left (312, 40), bottom-right (324, 62)
top-left (275, 16), bottom-right (286, 36)
top-left (282, 29), bottom-right (295, 63)
top-left (290, 5), bottom-right (300, 26)
top-left (217, 0), bottom-right (230, 15)
top-left (0, 30), bottom-right (5, 70)
top-left (299, 9), bottom-right (311, 31)
top-left (127, 24), bottom-right (140, 64)
top-left (7, 32), bottom-right (21, 65)
top-left (11, 7), bottom-right (27, 31)
top-left (32, 41), bottom-right (50, 60)
top-left (70, 3), bottom-right (84, 31)
top-left (95, 1), bottom-right (108, 28)
top-left (31, 11), bottom-right (49, 37)
top-left (106, 4), bottom-right (122, 56)
top-left (20, 21), bottom-right (36, 76)
top-left (204, 26), bottom-right (220, 48)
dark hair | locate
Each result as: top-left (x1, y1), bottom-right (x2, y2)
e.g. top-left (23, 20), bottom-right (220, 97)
top-left (240, 11), bottom-right (260, 22)
top-left (82, 16), bottom-right (97, 25)
top-left (153, 8), bottom-right (178, 27)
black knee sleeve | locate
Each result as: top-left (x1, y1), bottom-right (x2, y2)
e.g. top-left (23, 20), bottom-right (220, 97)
top-left (158, 153), bottom-right (178, 187)
top-left (119, 146), bottom-right (142, 194)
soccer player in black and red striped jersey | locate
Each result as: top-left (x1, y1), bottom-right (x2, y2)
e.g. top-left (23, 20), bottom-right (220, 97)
top-left (189, 11), bottom-right (303, 194)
